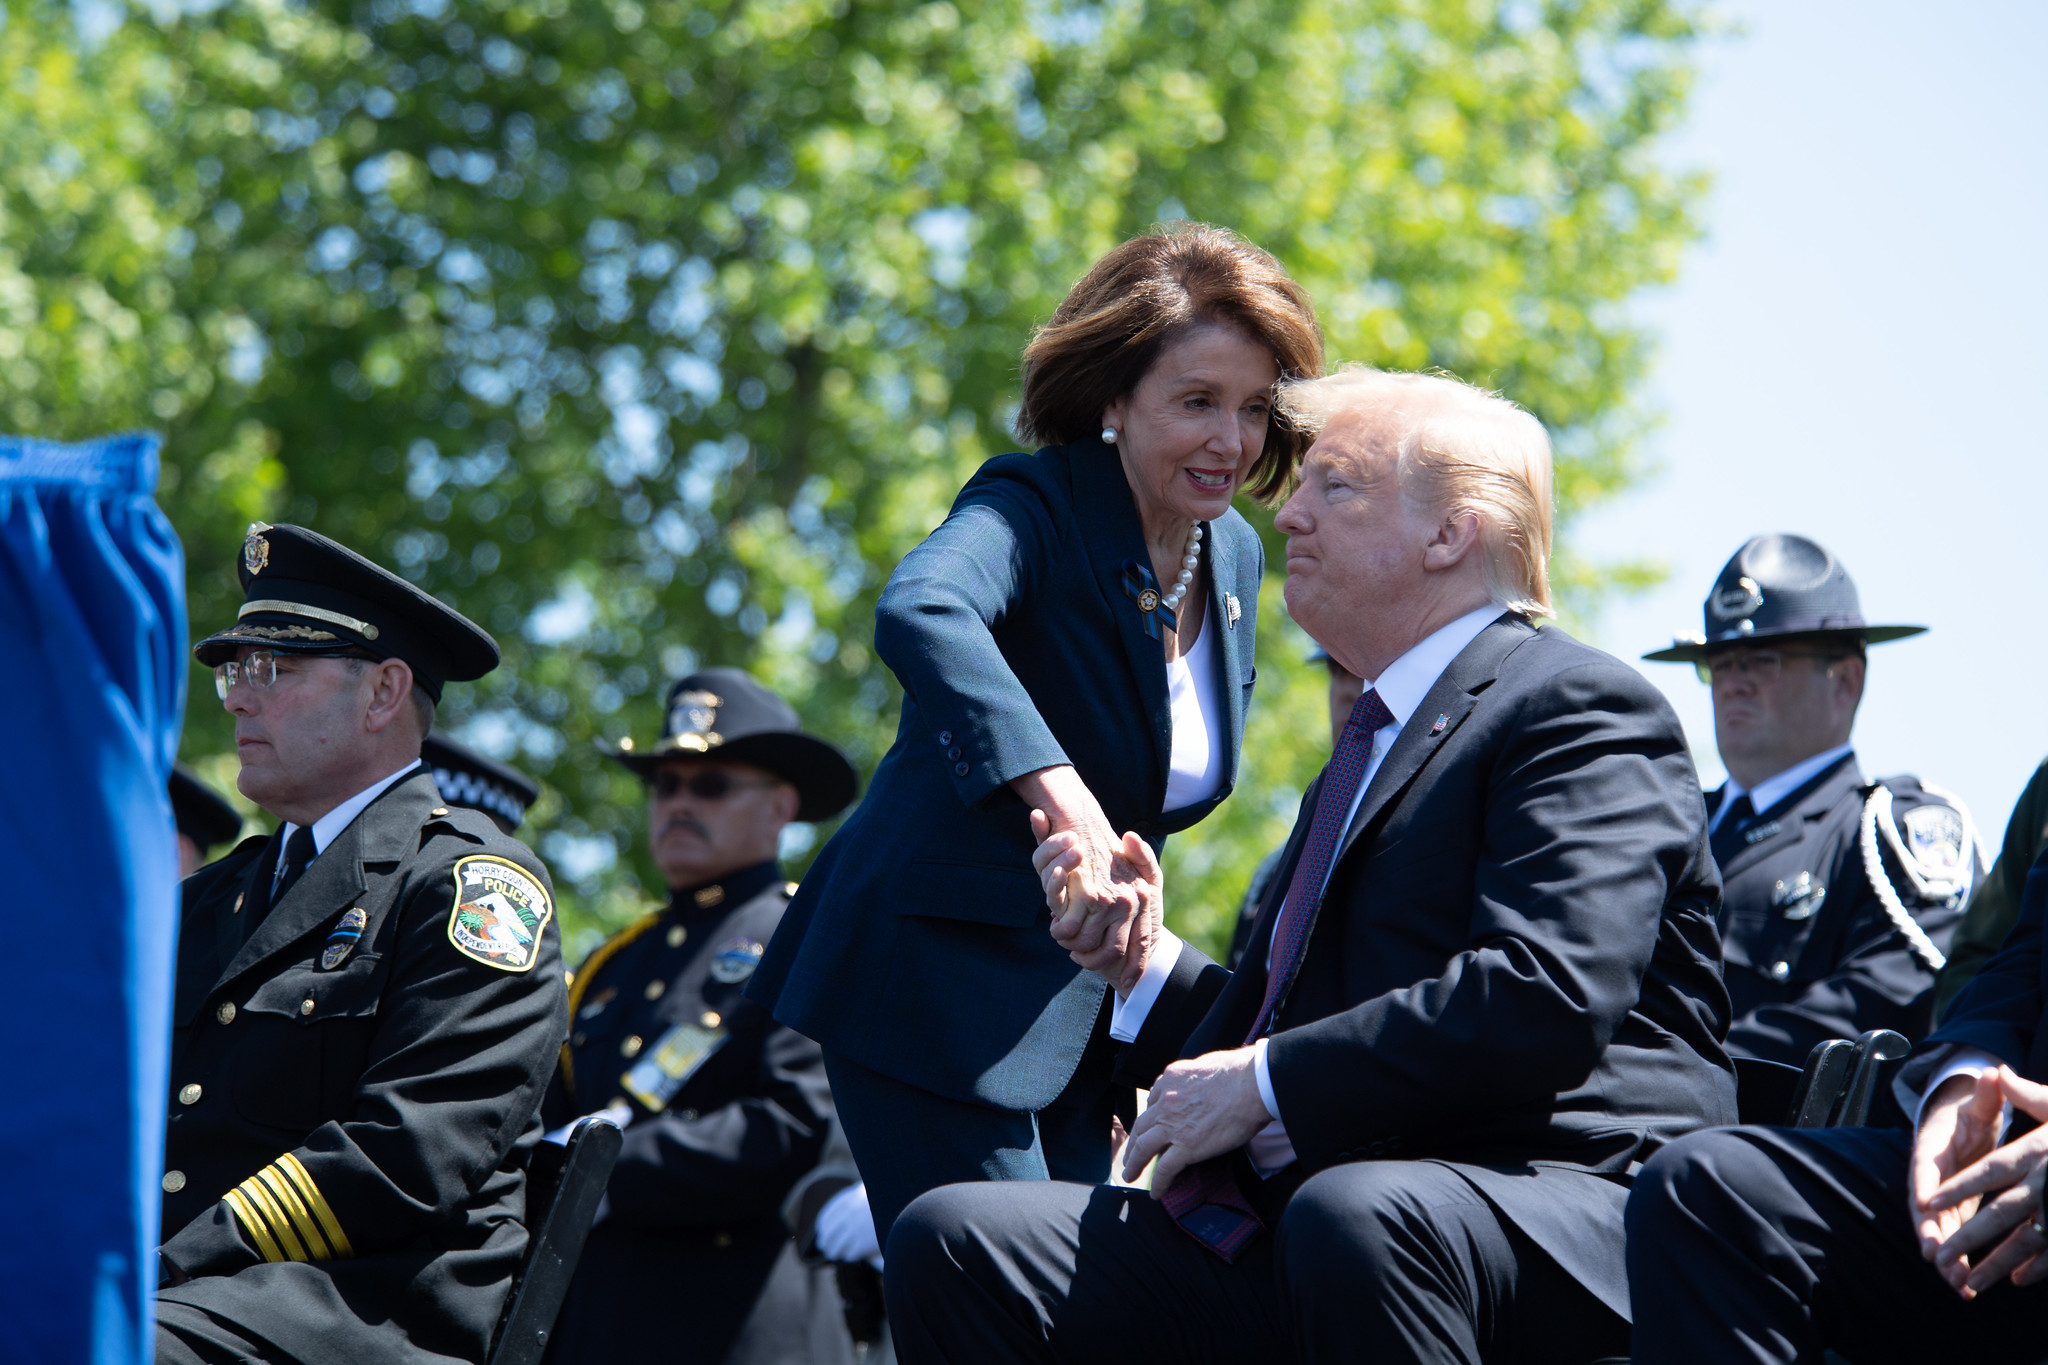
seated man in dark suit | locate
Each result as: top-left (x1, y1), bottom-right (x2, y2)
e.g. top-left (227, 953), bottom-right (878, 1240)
top-left (1629, 846), bottom-right (2048, 1363)
top-left (885, 367), bottom-right (1736, 1364)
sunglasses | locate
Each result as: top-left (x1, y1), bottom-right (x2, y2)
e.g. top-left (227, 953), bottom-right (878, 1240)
top-left (651, 768), bottom-right (781, 802)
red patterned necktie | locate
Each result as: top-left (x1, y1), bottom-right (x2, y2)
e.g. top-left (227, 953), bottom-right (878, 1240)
top-left (1162, 688), bottom-right (1397, 1261)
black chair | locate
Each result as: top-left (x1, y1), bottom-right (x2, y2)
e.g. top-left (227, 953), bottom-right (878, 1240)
top-left (1733, 1029), bottom-right (1910, 1129)
top-left (487, 1117), bottom-right (623, 1365)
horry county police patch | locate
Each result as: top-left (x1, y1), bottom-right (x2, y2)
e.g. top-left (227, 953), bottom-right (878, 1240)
top-left (1901, 804), bottom-right (1967, 879)
top-left (447, 855), bottom-right (554, 973)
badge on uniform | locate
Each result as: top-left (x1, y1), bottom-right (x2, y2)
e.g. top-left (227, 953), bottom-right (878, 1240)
top-left (1771, 871), bottom-right (1826, 922)
top-left (447, 856), bottom-right (555, 973)
top-left (319, 907), bottom-right (369, 970)
top-left (709, 937), bottom-right (765, 984)
top-left (620, 1018), bottom-right (730, 1111)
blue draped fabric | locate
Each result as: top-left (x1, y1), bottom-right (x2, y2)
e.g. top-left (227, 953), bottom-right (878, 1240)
top-left (0, 434), bottom-right (186, 1365)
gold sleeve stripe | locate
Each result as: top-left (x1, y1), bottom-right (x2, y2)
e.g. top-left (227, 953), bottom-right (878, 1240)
top-left (276, 1153), bottom-right (353, 1259)
top-left (236, 1176), bottom-right (310, 1263)
top-left (224, 1187), bottom-right (288, 1264)
top-left (254, 1165), bottom-right (332, 1261)
top-left (560, 911), bottom-right (662, 1093)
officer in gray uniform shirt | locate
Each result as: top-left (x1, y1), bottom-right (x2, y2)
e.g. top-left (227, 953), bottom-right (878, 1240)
top-left (1644, 533), bottom-right (1979, 1064)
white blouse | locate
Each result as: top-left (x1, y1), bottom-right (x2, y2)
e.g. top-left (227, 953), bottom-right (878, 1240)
top-left (1162, 611), bottom-right (1224, 813)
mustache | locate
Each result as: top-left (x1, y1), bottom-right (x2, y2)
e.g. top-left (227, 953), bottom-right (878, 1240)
top-left (657, 816), bottom-right (709, 841)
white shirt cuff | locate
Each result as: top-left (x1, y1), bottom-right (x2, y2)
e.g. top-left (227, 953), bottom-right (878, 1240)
top-left (1909, 1047), bottom-right (2009, 1129)
top-left (1247, 1037), bottom-right (1296, 1176)
top-left (1107, 930), bottom-right (1184, 1043)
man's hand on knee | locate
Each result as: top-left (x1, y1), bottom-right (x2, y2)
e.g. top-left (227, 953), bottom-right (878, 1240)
top-left (1925, 1067), bottom-right (2048, 1296)
top-left (1122, 1046), bottom-right (1270, 1191)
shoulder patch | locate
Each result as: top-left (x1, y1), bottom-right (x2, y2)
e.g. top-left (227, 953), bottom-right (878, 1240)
top-left (448, 855), bottom-right (554, 973)
top-left (1899, 803), bottom-right (1967, 881)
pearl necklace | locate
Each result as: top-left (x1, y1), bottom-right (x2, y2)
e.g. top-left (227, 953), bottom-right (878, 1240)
top-left (1161, 522), bottom-right (1203, 617)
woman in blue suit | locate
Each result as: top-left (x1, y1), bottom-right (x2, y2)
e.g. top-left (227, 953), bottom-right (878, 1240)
top-left (750, 224), bottom-right (1323, 1240)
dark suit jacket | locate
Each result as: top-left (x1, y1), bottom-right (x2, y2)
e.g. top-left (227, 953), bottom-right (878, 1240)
top-left (1917, 845), bottom-right (2048, 1083)
top-left (1708, 757), bottom-right (1966, 1064)
top-left (750, 438), bottom-right (1264, 1110)
top-left (158, 770), bottom-right (567, 1365)
top-left (1126, 615), bottom-right (1736, 1319)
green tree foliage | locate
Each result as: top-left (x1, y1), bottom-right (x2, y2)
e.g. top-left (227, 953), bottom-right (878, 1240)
top-left (1, 0), bottom-right (1702, 960)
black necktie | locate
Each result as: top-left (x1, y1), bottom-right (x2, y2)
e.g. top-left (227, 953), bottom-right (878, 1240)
top-left (1711, 792), bottom-right (1757, 865)
top-left (270, 825), bottom-right (319, 908)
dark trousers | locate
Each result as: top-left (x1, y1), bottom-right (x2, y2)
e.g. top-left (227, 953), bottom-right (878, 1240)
top-left (886, 1160), bottom-right (1627, 1365)
top-left (824, 1009), bottom-right (1118, 1246)
top-left (1627, 1125), bottom-right (2048, 1363)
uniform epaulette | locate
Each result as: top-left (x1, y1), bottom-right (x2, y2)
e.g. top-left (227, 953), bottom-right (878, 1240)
top-left (1858, 779), bottom-right (1982, 972)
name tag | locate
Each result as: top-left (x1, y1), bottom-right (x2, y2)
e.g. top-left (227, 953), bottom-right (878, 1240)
top-left (620, 1020), bottom-right (729, 1112)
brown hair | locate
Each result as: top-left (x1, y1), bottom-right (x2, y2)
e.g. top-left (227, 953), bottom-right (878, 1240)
top-left (1018, 224), bottom-right (1324, 503)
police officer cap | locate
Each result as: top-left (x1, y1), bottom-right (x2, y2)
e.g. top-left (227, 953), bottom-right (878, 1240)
top-left (169, 763), bottom-right (242, 851)
top-left (422, 731), bottom-right (542, 834)
top-left (605, 667), bottom-right (859, 823)
top-left (1642, 532), bottom-right (1927, 663)
top-left (192, 522), bottom-right (499, 701)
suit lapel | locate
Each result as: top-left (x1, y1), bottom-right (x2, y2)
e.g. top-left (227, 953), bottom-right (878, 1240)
top-left (211, 771), bottom-right (438, 994)
top-left (1068, 443), bottom-right (1171, 797)
top-left (1337, 614), bottom-right (1531, 864)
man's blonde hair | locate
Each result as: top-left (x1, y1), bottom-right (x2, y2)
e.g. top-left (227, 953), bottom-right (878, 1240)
top-left (1276, 367), bottom-right (1555, 617)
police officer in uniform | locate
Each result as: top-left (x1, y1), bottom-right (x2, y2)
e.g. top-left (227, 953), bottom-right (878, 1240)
top-left (158, 523), bottom-right (566, 1365)
top-left (1644, 533), bottom-right (1978, 1063)
top-left (544, 668), bottom-right (859, 1365)
top-left (423, 729), bottom-right (543, 835)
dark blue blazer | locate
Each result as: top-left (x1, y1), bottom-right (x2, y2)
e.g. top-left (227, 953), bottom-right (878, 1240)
top-left (1920, 846), bottom-right (2048, 1079)
top-left (749, 438), bottom-right (1264, 1110)
top-left (1124, 616), bottom-right (1735, 1319)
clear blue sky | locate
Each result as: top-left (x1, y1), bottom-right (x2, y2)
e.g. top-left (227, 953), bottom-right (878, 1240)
top-left (1575, 0), bottom-right (2048, 843)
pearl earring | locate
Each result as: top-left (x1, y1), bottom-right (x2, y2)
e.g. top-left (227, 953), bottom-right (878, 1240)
top-left (1100, 427), bottom-right (1118, 445)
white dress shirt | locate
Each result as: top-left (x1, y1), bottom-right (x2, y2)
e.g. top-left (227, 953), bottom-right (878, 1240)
top-left (1111, 604), bottom-right (1506, 1174)
top-left (1706, 743), bottom-right (1855, 833)
top-left (270, 760), bottom-right (422, 891)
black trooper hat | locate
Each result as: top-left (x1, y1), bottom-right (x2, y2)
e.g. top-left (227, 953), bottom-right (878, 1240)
top-left (169, 763), bottom-right (242, 852)
top-left (191, 523), bottom-right (499, 701)
top-left (1642, 533), bottom-right (1927, 664)
top-left (422, 731), bottom-right (542, 834)
top-left (604, 667), bottom-right (859, 823)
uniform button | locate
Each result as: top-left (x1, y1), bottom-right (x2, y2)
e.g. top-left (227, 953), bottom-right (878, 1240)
top-left (572, 1031), bottom-right (587, 1048)
top-left (677, 1108), bottom-right (698, 1121)
top-left (713, 1231), bottom-right (733, 1248)
top-left (644, 980), bottom-right (666, 1001)
top-left (621, 1035), bottom-right (644, 1058)
top-left (953, 762), bottom-right (970, 777)
top-left (1770, 961), bottom-right (1792, 982)
top-left (947, 746), bottom-right (962, 761)
top-left (701, 1011), bottom-right (721, 1029)
top-left (215, 1001), bottom-right (236, 1025)
top-left (666, 925), bottom-right (688, 948)
top-left (178, 1084), bottom-right (203, 1106)
top-left (299, 997), bottom-right (315, 1016)
top-left (937, 731), bottom-right (952, 745)
top-left (162, 1171), bottom-right (186, 1194)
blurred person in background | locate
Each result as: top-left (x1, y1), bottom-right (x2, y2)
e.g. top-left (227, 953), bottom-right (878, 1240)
top-left (1643, 534), bottom-right (1977, 1063)
top-left (170, 764), bottom-right (242, 877)
top-left (1935, 757), bottom-right (2048, 1022)
top-left (158, 523), bottom-right (563, 1365)
top-left (1226, 647), bottom-right (1362, 970)
top-left (421, 728), bottom-right (542, 835)
top-left (545, 668), bottom-right (859, 1365)
top-left (749, 223), bottom-right (1323, 1247)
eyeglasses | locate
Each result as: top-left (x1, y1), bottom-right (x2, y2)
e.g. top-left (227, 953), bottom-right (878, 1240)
top-left (213, 648), bottom-right (377, 699)
top-left (1695, 649), bottom-right (1848, 686)
top-left (651, 768), bottom-right (782, 802)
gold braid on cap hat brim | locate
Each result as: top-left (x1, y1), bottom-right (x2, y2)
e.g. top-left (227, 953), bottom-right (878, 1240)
top-left (238, 599), bottom-right (380, 640)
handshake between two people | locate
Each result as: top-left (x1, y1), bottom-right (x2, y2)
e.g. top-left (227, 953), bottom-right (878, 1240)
top-left (1011, 761), bottom-right (1167, 998)
top-left (1914, 1065), bottom-right (2048, 1299)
